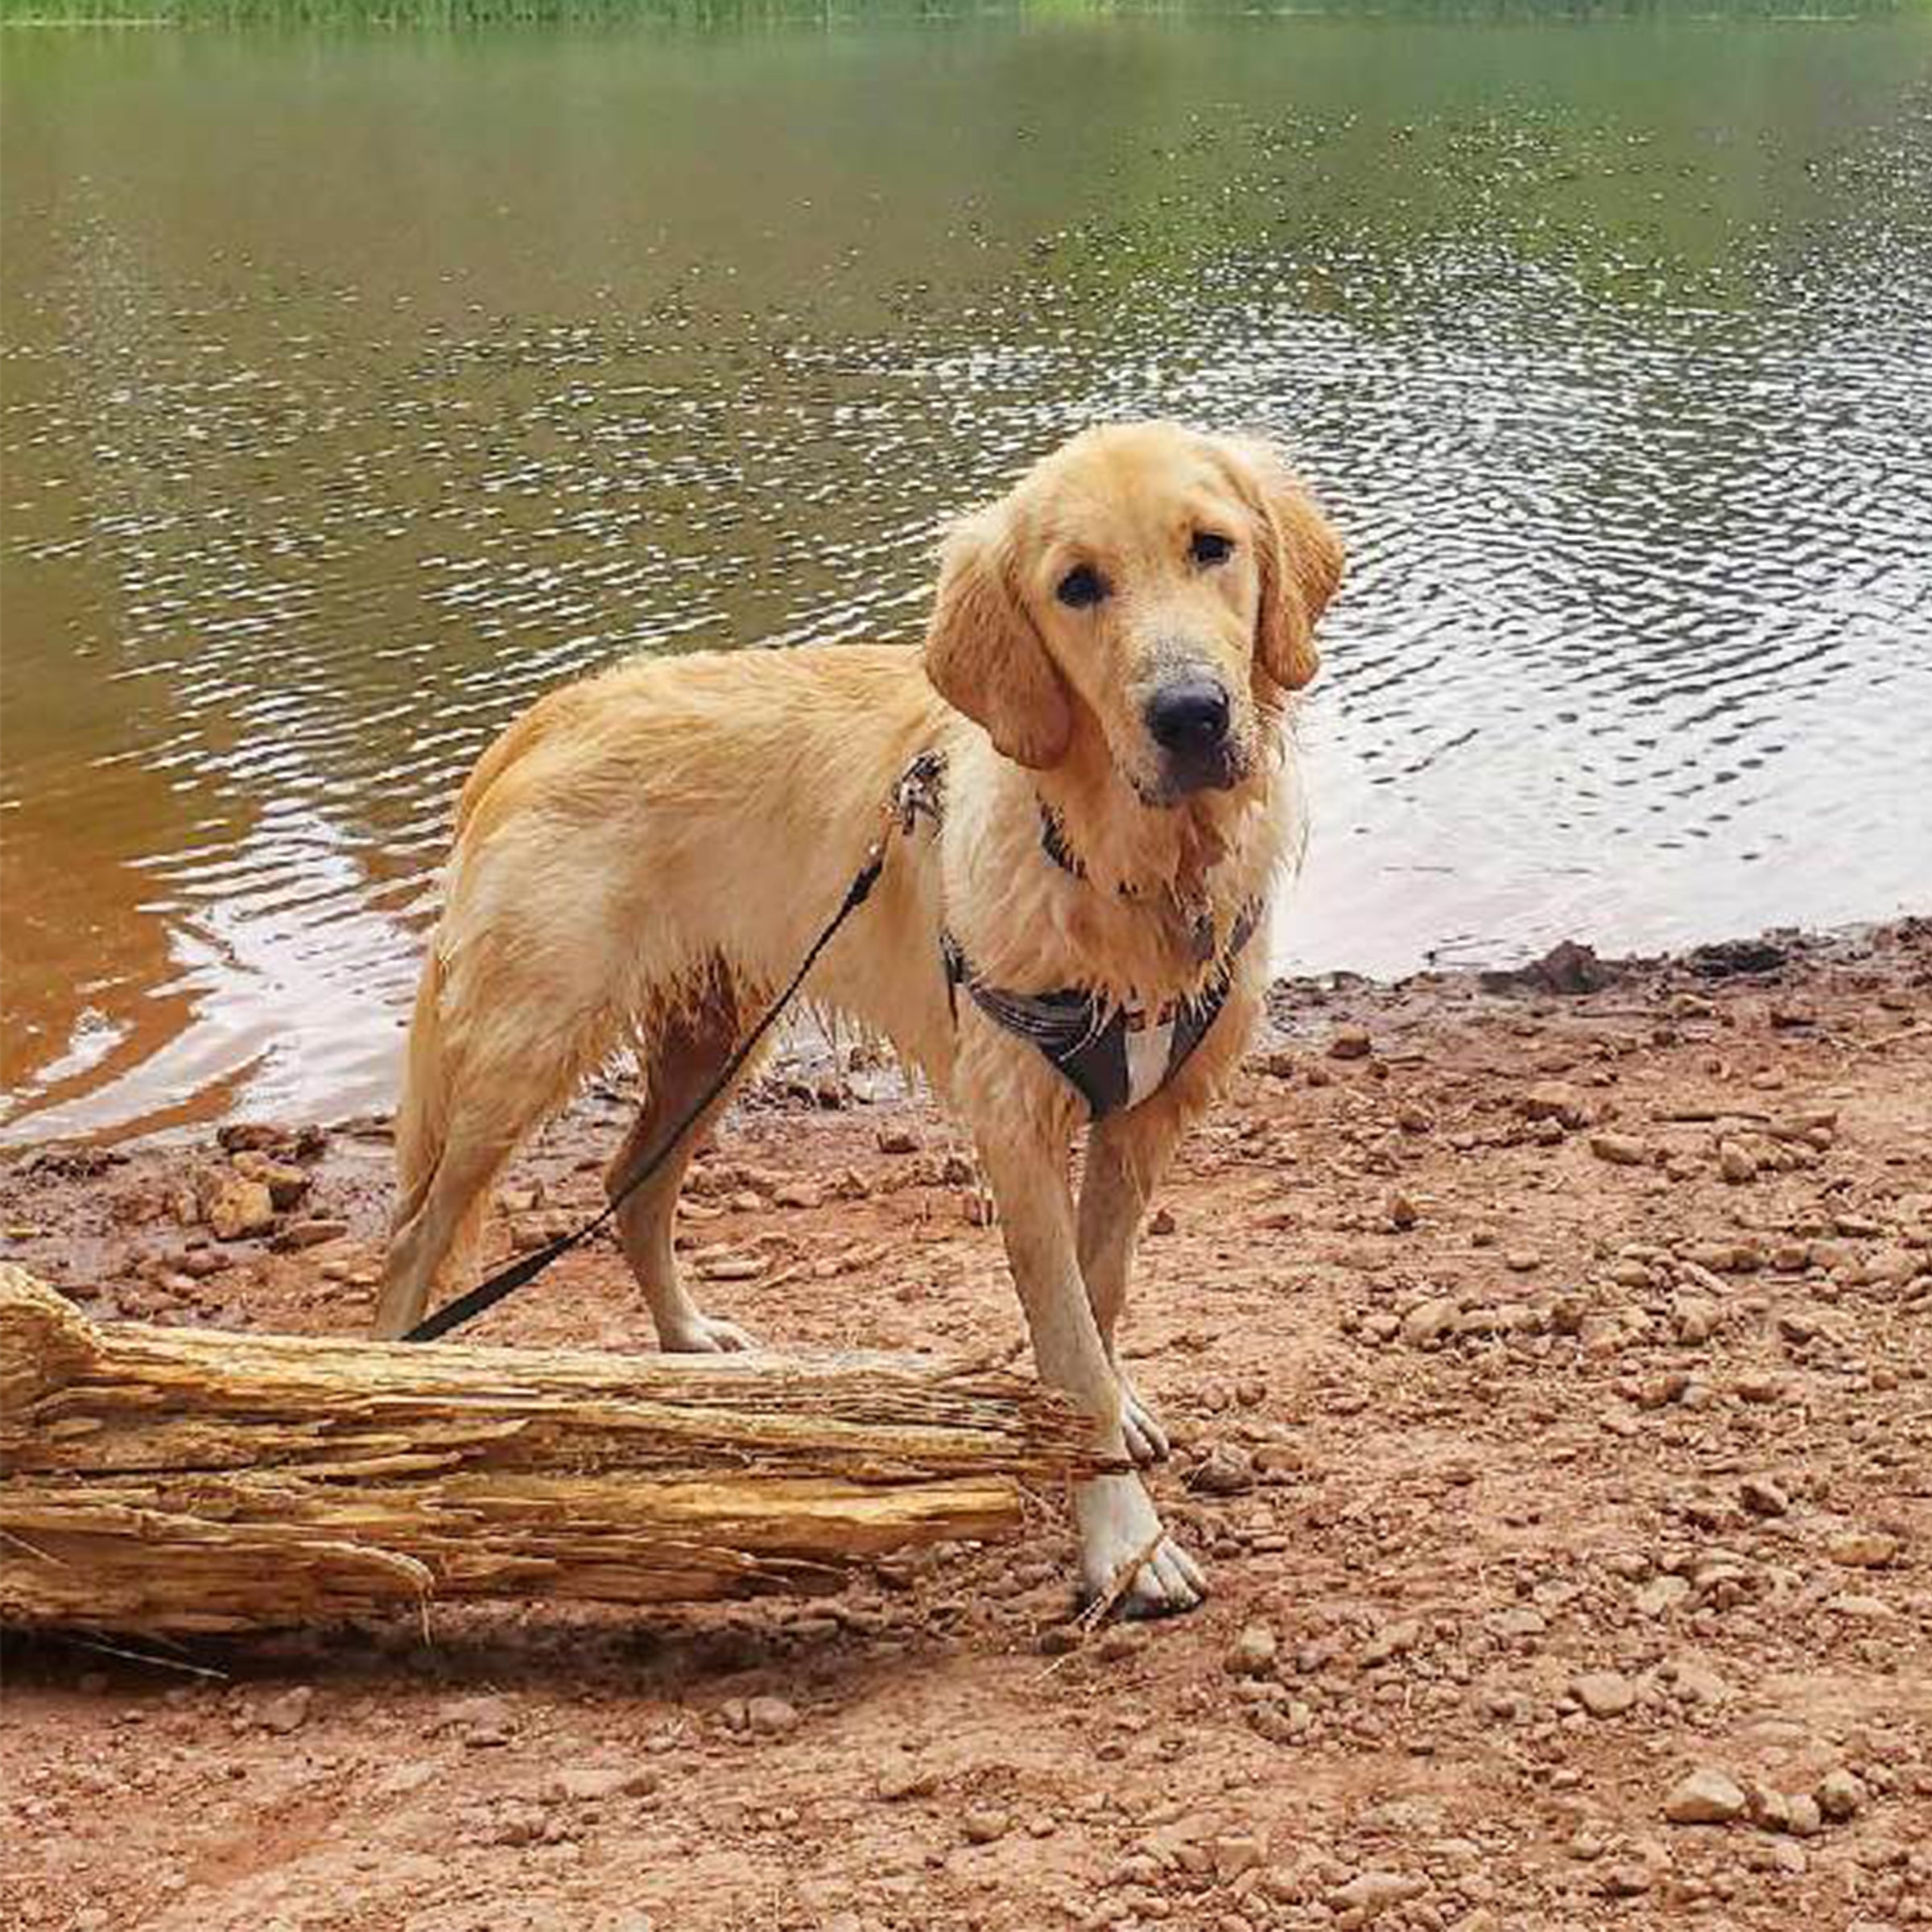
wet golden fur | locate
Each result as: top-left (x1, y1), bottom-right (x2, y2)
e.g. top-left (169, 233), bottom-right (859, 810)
top-left (376, 421), bottom-right (1343, 1614)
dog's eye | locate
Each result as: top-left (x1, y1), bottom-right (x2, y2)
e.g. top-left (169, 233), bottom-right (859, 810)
top-left (1191, 530), bottom-right (1234, 568)
top-left (1056, 564), bottom-right (1108, 610)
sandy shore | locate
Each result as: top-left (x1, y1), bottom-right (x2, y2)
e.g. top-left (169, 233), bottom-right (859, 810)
top-left (3, 917), bottom-right (1929, 1932)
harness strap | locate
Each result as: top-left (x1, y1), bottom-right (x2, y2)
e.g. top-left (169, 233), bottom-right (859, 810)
top-left (943, 901), bottom-right (1261, 1119)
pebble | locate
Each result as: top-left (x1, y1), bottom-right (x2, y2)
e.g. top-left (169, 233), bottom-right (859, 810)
top-left (1362, 1619), bottom-right (1422, 1667)
top-left (877, 1760), bottom-right (938, 1802)
top-left (256, 1686), bottom-right (313, 1736)
top-left (230, 1151), bottom-right (312, 1208)
top-left (1387, 1189), bottom-right (1419, 1229)
top-left (540, 1765), bottom-right (653, 1802)
top-left (1401, 1297), bottom-right (1457, 1348)
top-left (198, 1172), bottom-right (275, 1241)
top-left (1828, 1530), bottom-right (1900, 1567)
top-left (1329, 1871), bottom-right (1424, 1913)
top-left (1328, 1026), bottom-right (1373, 1060)
top-left (274, 1218), bottom-right (350, 1251)
top-left (1718, 1142), bottom-right (1758, 1184)
top-left (1571, 1670), bottom-right (1637, 1718)
top-left (1815, 1768), bottom-right (1866, 1821)
top-left (746, 1695), bottom-right (800, 1738)
top-left (1189, 1444), bottom-right (1256, 1496)
top-left (1519, 1081), bottom-right (1588, 1129)
top-left (1590, 1133), bottom-right (1649, 1167)
top-left (441, 1695), bottom-right (518, 1747)
top-left (1740, 1476), bottom-right (1790, 1517)
top-left (1785, 1794), bottom-right (1823, 1838)
top-left (962, 1807), bottom-right (1010, 1844)
top-left (1599, 1864), bottom-right (1653, 1897)
top-left (1664, 1769), bottom-right (1747, 1824)
top-left (1212, 1833), bottom-right (1265, 1883)
top-left (1225, 1623), bottom-right (1278, 1678)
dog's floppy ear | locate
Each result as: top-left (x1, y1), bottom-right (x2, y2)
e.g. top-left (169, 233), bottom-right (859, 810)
top-left (1228, 439), bottom-right (1344, 693)
top-left (923, 510), bottom-right (1071, 770)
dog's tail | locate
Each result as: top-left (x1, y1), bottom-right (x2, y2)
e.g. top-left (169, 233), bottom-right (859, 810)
top-left (392, 943), bottom-right (452, 1223)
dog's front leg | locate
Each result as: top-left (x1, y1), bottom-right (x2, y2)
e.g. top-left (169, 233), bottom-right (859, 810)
top-left (1077, 1088), bottom-right (1195, 1468)
top-left (972, 1125), bottom-right (1207, 1618)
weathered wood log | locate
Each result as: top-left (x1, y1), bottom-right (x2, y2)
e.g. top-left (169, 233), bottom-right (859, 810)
top-left (0, 1266), bottom-right (1104, 1635)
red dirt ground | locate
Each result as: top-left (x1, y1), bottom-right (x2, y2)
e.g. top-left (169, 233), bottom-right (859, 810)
top-left (3, 919), bottom-right (1929, 1932)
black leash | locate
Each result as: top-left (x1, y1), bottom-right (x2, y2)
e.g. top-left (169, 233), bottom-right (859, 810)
top-left (400, 839), bottom-right (893, 1344)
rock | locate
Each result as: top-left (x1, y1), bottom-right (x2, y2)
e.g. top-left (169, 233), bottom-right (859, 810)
top-left (1740, 1476), bottom-right (1790, 1518)
top-left (542, 1765), bottom-right (651, 1802)
top-left (1828, 1530), bottom-right (1899, 1568)
top-left (1815, 1768), bottom-right (1866, 1821)
top-left (1519, 1081), bottom-right (1589, 1129)
top-left (1481, 939), bottom-right (1616, 996)
top-left (772, 1182), bottom-right (821, 1210)
top-left (1600, 1864), bottom-right (1653, 1897)
top-left (440, 1695), bottom-right (518, 1747)
top-left (272, 1218), bottom-right (351, 1252)
top-left (1328, 1870), bottom-right (1424, 1913)
top-left (1718, 1142), bottom-right (1758, 1185)
top-left (745, 1695), bottom-right (799, 1738)
top-left (1362, 1620), bottom-right (1422, 1668)
top-left (1147, 1206), bottom-right (1177, 1236)
top-left (1664, 1769), bottom-right (1747, 1824)
top-left (1571, 1670), bottom-right (1637, 1718)
top-left (1590, 1133), bottom-right (1649, 1167)
top-left (1328, 1026), bottom-right (1373, 1060)
top-left (256, 1686), bottom-right (313, 1735)
top-left (1225, 1623), bottom-right (1278, 1678)
top-left (229, 1151), bottom-right (311, 1209)
top-left (962, 1807), bottom-right (1010, 1844)
top-left (877, 1760), bottom-right (938, 1802)
top-left (1189, 1444), bottom-right (1255, 1496)
top-left (1667, 1660), bottom-right (1729, 1707)
top-left (197, 1171), bottom-right (276, 1242)
top-left (1212, 1833), bottom-right (1265, 1884)
top-left (1387, 1190), bottom-right (1419, 1231)
top-left (1401, 1297), bottom-right (1458, 1348)
top-left (1396, 1103), bottom-right (1434, 1134)
top-left (1486, 1606), bottom-right (1546, 1641)
top-left (1096, 1625), bottom-right (1145, 1663)
top-left (1785, 1794), bottom-right (1823, 1838)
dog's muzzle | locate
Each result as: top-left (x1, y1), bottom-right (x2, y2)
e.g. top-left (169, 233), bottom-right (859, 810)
top-left (1145, 675), bottom-right (1239, 794)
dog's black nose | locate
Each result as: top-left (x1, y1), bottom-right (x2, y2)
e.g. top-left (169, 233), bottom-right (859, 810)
top-left (1146, 679), bottom-right (1231, 754)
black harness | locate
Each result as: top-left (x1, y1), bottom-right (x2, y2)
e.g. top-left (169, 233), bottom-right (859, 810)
top-left (918, 762), bottom-right (1262, 1120)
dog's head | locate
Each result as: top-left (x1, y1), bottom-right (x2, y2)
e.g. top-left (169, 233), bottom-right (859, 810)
top-left (923, 422), bottom-right (1343, 803)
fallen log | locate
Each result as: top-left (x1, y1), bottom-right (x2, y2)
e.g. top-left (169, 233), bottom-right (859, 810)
top-left (0, 1265), bottom-right (1104, 1635)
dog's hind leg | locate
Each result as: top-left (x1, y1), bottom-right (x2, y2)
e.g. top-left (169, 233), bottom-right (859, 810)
top-left (374, 937), bottom-right (613, 1340)
top-left (606, 974), bottom-right (768, 1353)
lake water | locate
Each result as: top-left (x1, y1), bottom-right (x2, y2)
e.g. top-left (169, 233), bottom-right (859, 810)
top-left (3, 6), bottom-right (1930, 1143)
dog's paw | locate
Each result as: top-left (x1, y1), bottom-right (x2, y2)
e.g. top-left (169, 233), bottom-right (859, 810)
top-left (1118, 1376), bottom-right (1170, 1466)
top-left (1075, 1475), bottom-right (1208, 1620)
top-left (1114, 1536), bottom-right (1208, 1620)
top-left (658, 1311), bottom-right (760, 1354)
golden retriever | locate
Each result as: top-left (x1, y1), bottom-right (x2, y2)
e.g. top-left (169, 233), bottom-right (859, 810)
top-left (374, 421), bottom-right (1343, 1616)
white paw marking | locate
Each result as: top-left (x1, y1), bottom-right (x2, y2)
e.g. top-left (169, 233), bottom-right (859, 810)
top-left (658, 1311), bottom-right (759, 1354)
top-left (1076, 1474), bottom-right (1208, 1620)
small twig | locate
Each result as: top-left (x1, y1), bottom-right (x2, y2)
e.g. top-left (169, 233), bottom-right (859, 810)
top-left (61, 1634), bottom-right (229, 1681)
top-left (1075, 1531), bottom-right (1167, 1634)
